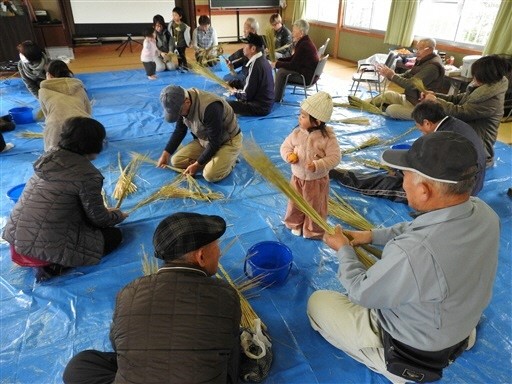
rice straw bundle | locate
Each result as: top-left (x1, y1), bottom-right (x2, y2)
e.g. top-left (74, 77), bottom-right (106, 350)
top-left (129, 174), bottom-right (223, 213)
top-left (16, 131), bottom-right (43, 138)
top-left (188, 62), bottom-right (230, 89)
top-left (331, 117), bottom-right (371, 126)
top-left (328, 191), bottom-right (374, 231)
top-left (341, 136), bottom-right (381, 154)
top-left (328, 191), bottom-right (382, 266)
top-left (218, 262), bottom-right (265, 330)
top-left (264, 28), bottom-right (277, 62)
top-left (347, 95), bottom-right (384, 115)
top-left (130, 152), bottom-right (183, 173)
top-left (113, 153), bottom-right (142, 208)
top-left (242, 139), bottom-right (334, 235)
top-left (349, 158), bottom-right (391, 171)
top-left (381, 125), bottom-right (417, 146)
top-left (410, 78), bottom-right (428, 93)
top-left (275, 43), bottom-right (292, 53)
top-left (141, 244), bottom-right (159, 276)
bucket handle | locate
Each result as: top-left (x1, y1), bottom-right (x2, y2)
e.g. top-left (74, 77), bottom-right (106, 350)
top-left (243, 253), bottom-right (294, 282)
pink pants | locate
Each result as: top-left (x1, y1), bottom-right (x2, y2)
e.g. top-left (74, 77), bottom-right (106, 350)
top-left (283, 175), bottom-right (329, 239)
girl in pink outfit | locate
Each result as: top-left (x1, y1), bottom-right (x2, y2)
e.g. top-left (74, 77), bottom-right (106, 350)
top-left (280, 91), bottom-right (341, 239)
top-left (140, 27), bottom-right (159, 80)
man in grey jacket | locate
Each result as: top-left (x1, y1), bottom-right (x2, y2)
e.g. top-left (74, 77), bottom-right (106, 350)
top-left (308, 132), bottom-right (499, 383)
top-left (157, 85), bottom-right (242, 182)
top-left (63, 212), bottom-right (241, 384)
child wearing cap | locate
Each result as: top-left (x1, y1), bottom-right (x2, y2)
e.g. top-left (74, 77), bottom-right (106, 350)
top-left (280, 91), bottom-right (341, 238)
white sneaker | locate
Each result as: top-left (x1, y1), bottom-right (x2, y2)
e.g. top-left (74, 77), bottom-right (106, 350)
top-left (1, 142), bottom-right (14, 152)
top-left (291, 228), bottom-right (302, 236)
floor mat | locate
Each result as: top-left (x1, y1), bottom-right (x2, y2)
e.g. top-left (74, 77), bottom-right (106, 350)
top-left (1, 64), bottom-right (511, 383)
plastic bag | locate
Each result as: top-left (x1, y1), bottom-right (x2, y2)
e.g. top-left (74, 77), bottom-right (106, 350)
top-left (239, 318), bottom-right (272, 382)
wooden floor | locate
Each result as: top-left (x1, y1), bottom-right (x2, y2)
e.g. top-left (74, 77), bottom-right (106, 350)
top-left (25, 42), bottom-right (512, 145)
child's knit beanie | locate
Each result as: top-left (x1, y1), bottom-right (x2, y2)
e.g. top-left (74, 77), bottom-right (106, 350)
top-left (300, 91), bottom-right (333, 123)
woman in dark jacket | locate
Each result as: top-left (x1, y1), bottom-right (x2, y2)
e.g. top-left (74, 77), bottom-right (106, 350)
top-left (272, 19), bottom-right (319, 102)
top-left (17, 40), bottom-right (49, 98)
top-left (2, 117), bottom-right (128, 281)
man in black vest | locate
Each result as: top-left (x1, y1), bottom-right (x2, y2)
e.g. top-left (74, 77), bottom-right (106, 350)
top-left (369, 38), bottom-right (445, 120)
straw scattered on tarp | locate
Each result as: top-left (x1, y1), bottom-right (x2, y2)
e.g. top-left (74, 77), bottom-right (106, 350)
top-left (16, 131), bottom-right (43, 138)
top-left (381, 125), bottom-right (417, 146)
top-left (129, 173), bottom-right (223, 213)
top-left (332, 117), bottom-right (371, 126)
top-left (341, 136), bottom-right (381, 154)
top-left (348, 157), bottom-right (391, 171)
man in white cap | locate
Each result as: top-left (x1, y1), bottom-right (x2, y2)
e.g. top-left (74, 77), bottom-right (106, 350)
top-left (157, 85), bottom-right (242, 182)
top-left (308, 131), bottom-right (499, 383)
top-left (63, 212), bottom-right (241, 384)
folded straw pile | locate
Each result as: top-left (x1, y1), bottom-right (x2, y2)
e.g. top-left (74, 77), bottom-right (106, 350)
top-left (242, 139), bottom-right (334, 235)
top-left (113, 153), bottom-right (142, 208)
top-left (346, 95), bottom-right (384, 115)
top-left (16, 131), bottom-right (43, 138)
top-left (331, 117), bottom-right (371, 126)
top-left (189, 62), bottom-right (230, 89)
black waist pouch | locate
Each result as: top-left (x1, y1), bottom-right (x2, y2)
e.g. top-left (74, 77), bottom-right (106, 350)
top-left (383, 330), bottom-right (468, 383)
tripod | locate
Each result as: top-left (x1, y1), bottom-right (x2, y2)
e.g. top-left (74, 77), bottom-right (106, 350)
top-left (115, 34), bottom-right (142, 57)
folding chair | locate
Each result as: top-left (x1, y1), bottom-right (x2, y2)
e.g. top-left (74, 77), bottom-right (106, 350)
top-left (317, 38), bottom-right (330, 56)
top-left (350, 52), bottom-right (397, 96)
top-left (283, 54), bottom-right (329, 99)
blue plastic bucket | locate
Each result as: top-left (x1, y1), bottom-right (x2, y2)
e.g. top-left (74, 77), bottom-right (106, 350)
top-left (244, 241), bottom-right (293, 287)
top-left (391, 143), bottom-right (412, 150)
top-left (7, 183), bottom-right (25, 203)
top-left (9, 107), bottom-right (34, 124)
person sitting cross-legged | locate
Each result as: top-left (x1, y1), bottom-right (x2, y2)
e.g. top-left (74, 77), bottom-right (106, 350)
top-left (63, 212), bottom-right (242, 384)
top-left (330, 100), bottom-right (486, 202)
top-left (308, 131), bottom-right (499, 383)
top-left (227, 33), bottom-right (275, 117)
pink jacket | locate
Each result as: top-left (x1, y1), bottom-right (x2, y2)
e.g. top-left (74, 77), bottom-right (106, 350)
top-left (280, 126), bottom-right (341, 181)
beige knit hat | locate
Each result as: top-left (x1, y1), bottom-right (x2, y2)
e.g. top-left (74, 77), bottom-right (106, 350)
top-left (300, 91), bottom-right (333, 123)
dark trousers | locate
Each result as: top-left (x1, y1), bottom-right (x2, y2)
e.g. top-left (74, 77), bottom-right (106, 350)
top-left (227, 100), bottom-right (273, 116)
top-left (101, 227), bottom-right (123, 255)
top-left (176, 46), bottom-right (188, 68)
top-left (0, 132), bottom-right (5, 152)
top-left (142, 61), bottom-right (156, 76)
top-left (63, 350), bottom-right (117, 384)
top-left (330, 169), bottom-right (407, 203)
top-left (274, 68), bottom-right (306, 102)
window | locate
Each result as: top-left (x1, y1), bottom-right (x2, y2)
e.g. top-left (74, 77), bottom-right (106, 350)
top-left (415, 0), bottom-right (501, 48)
top-left (343, 0), bottom-right (392, 31)
top-left (305, 0), bottom-right (339, 25)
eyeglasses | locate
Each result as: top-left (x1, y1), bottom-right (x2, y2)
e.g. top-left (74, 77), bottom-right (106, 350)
top-left (413, 47), bottom-right (431, 53)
